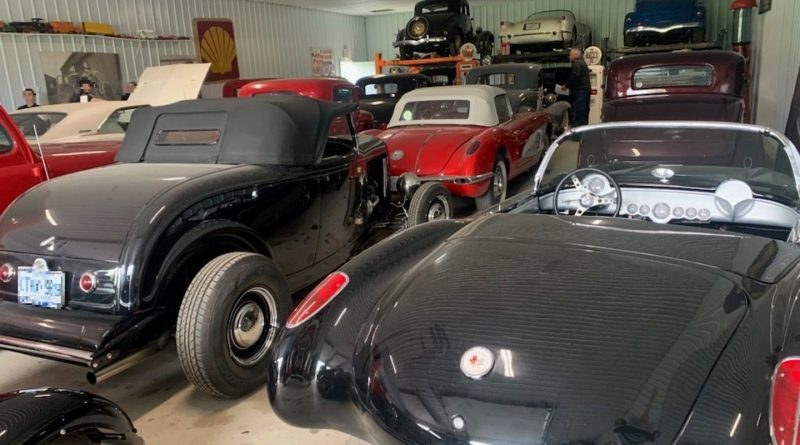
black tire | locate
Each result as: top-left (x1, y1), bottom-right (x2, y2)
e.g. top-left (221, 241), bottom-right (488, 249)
top-left (448, 31), bottom-right (463, 56)
top-left (177, 252), bottom-right (291, 398)
top-left (475, 157), bottom-right (508, 210)
top-left (624, 33), bottom-right (635, 47)
top-left (408, 182), bottom-right (453, 226)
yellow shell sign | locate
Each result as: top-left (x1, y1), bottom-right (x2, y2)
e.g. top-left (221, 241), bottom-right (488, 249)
top-left (194, 19), bottom-right (240, 81)
top-left (200, 26), bottom-right (236, 74)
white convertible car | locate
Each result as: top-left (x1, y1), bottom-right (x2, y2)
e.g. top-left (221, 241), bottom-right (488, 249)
top-left (499, 10), bottom-right (591, 53)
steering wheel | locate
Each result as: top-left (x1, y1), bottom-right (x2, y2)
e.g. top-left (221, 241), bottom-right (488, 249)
top-left (552, 168), bottom-right (622, 217)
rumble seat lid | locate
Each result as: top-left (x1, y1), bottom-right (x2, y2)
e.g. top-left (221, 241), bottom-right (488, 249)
top-left (127, 63), bottom-right (210, 106)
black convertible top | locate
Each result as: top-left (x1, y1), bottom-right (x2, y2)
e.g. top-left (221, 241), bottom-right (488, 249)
top-left (116, 95), bottom-right (356, 166)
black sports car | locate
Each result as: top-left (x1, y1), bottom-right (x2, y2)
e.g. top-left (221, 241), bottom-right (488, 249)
top-left (394, 0), bottom-right (493, 62)
top-left (0, 95), bottom-right (388, 398)
top-left (270, 121), bottom-right (800, 444)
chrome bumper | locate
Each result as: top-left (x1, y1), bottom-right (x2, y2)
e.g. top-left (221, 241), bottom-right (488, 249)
top-left (393, 36), bottom-right (448, 47)
top-left (625, 22), bottom-right (703, 34)
top-left (0, 334), bottom-right (93, 366)
top-left (393, 172), bottom-right (494, 196)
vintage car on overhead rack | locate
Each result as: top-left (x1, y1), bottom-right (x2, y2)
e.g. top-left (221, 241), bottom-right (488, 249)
top-left (624, 0), bottom-right (706, 47)
top-left (465, 63), bottom-right (571, 135)
top-left (0, 95), bottom-right (388, 398)
top-left (0, 387), bottom-right (143, 444)
top-left (603, 51), bottom-right (746, 123)
top-left (394, 0), bottom-right (494, 63)
top-left (238, 77), bottom-right (376, 131)
top-left (499, 10), bottom-right (591, 53)
top-left (270, 121), bottom-right (800, 445)
top-left (372, 84), bottom-right (551, 225)
top-left (355, 73), bottom-right (432, 128)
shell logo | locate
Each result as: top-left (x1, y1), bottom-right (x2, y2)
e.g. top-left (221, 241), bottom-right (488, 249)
top-left (200, 26), bottom-right (237, 74)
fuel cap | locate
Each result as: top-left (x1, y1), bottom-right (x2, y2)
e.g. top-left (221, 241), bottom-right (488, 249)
top-left (460, 346), bottom-right (495, 379)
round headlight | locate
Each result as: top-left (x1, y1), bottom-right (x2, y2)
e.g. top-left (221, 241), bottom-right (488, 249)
top-left (408, 18), bottom-right (428, 38)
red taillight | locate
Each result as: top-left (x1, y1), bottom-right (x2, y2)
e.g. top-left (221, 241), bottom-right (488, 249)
top-left (79, 272), bottom-right (97, 293)
top-left (465, 140), bottom-right (481, 155)
top-left (286, 272), bottom-right (349, 328)
top-left (592, 89), bottom-right (598, 95)
top-left (772, 357), bottom-right (800, 445)
top-left (0, 264), bottom-right (14, 283)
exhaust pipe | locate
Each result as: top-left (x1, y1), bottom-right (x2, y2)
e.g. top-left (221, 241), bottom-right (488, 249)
top-left (86, 333), bottom-right (170, 384)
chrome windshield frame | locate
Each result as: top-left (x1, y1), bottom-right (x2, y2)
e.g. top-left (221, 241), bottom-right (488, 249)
top-left (532, 121), bottom-right (800, 204)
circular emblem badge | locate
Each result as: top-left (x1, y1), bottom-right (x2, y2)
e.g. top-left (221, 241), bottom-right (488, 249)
top-left (460, 346), bottom-right (495, 379)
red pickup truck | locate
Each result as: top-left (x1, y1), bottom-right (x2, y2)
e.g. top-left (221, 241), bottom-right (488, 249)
top-left (0, 106), bottom-right (117, 214)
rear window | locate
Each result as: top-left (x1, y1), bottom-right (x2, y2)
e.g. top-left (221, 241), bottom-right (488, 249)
top-left (633, 65), bottom-right (714, 89)
top-left (11, 112), bottom-right (66, 138)
top-left (98, 106), bottom-right (146, 134)
top-left (475, 73), bottom-right (518, 87)
top-left (156, 129), bottom-right (222, 146)
top-left (400, 100), bottom-right (470, 121)
top-left (363, 83), bottom-right (399, 96)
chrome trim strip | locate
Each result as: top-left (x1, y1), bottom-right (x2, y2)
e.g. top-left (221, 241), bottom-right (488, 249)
top-left (0, 335), bottom-right (93, 366)
top-left (417, 172), bottom-right (495, 184)
top-left (625, 22), bottom-right (703, 34)
top-left (393, 36), bottom-right (448, 47)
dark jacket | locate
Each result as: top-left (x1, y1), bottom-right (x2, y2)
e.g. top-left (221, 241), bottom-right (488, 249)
top-left (568, 59), bottom-right (591, 92)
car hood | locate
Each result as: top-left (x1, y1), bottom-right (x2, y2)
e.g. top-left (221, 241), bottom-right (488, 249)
top-left (379, 126), bottom-right (483, 176)
top-left (353, 214), bottom-right (757, 444)
top-left (0, 163), bottom-right (241, 262)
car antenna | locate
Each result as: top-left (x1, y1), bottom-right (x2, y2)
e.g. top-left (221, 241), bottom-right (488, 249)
top-left (31, 124), bottom-right (51, 181)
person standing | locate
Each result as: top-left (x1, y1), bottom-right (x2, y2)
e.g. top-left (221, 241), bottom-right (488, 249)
top-left (121, 81), bottom-right (137, 100)
top-left (17, 88), bottom-right (39, 110)
top-left (70, 78), bottom-right (96, 103)
top-left (566, 47), bottom-right (591, 126)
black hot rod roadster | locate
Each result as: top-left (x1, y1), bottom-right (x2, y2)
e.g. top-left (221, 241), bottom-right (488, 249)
top-left (270, 121), bottom-right (800, 444)
top-left (0, 95), bottom-right (388, 398)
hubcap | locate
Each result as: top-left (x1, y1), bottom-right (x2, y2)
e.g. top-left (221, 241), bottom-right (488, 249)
top-left (492, 164), bottom-right (506, 200)
top-left (427, 199), bottom-right (449, 221)
top-left (227, 286), bottom-right (278, 366)
top-left (232, 302), bottom-right (264, 349)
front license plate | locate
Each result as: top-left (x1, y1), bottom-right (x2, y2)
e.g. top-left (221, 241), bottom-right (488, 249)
top-left (524, 23), bottom-right (541, 31)
top-left (18, 267), bottom-right (65, 309)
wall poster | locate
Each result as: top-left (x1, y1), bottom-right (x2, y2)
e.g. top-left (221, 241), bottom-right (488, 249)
top-left (39, 52), bottom-right (122, 104)
top-left (311, 48), bottom-right (335, 76)
top-left (194, 18), bottom-right (240, 81)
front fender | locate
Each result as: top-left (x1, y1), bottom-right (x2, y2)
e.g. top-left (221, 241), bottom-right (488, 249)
top-left (0, 388), bottom-right (142, 445)
top-left (269, 219), bottom-right (467, 440)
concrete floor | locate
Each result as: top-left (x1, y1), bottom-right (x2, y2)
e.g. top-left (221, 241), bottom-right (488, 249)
top-left (0, 345), bottom-right (370, 445)
top-left (0, 171), bottom-right (539, 445)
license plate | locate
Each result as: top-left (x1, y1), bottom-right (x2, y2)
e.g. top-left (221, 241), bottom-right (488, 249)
top-left (18, 267), bottom-right (65, 309)
top-left (524, 23), bottom-right (541, 31)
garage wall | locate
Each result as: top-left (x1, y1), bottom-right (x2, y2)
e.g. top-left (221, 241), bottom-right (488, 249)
top-left (0, 0), bottom-right (367, 108)
top-left (365, 0), bottom-right (735, 60)
top-left (751, 2), bottom-right (800, 131)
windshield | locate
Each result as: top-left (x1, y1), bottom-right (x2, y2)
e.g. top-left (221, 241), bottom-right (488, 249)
top-left (11, 112), bottom-right (66, 138)
top-left (527, 10), bottom-right (572, 20)
top-left (399, 100), bottom-right (470, 121)
top-left (538, 125), bottom-right (799, 204)
top-left (418, 1), bottom-right (450, 13)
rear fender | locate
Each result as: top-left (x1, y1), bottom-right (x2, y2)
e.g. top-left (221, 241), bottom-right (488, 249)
top-left (0, 388), bottom-right (142, 445)
top-left (269, 219), bottom-right (466, 437)
top-left (439, 139), bottom-right (497, 197)
top-left (145, 220), bottom-right (273, 309)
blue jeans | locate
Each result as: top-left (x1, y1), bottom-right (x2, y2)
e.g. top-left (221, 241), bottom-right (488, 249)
top-left (572, 90), bottom-right (590, 126)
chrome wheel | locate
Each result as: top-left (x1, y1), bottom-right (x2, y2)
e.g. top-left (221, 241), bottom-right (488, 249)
top-left (427, 198), bottom-right (450, 221)
top-left (491, 163), bottom-right (506, 200)
top-left (227, 286), bottom-right (277, 366)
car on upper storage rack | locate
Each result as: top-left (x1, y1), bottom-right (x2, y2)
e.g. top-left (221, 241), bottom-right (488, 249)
top-left (499, 10), bottom-right (591, 54)
top-left (602, 51), bottom-right (747, 123)
top-left (356, 73), bottom-right (432, 128)
top-left (465, 63), bottom-right (571, 135)
top-left (0, 95), bottom-right (388, 398)
top-left (394, 0), bottom-right (494, 63)
top-left (374, 84), bottom-right (551, 225)
top-left (270, 121), bottom-right (800, 445)
top-left (238, 77), bottom-right (376, 131)
top-left (624, 0), bottom-right (706, 47)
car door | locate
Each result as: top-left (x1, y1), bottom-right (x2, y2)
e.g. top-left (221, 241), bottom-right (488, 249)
top-left (314, 119), bottom-right (360, 265)
top-left (0, 114), bottom-right (42, 213)
top-left (495, 94), bottom-right (544, 174)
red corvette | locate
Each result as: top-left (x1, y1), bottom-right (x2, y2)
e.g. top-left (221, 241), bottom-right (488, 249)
top-left (374, 85), bottom-right (552, 225)
top-left (238, 77), bottom-right (376, 132)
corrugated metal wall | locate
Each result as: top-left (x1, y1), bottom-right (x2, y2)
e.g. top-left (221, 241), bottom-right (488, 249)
top-left (752, 1), bottom-right (800, 131)
top-left (0, 0), bottom-right (367, 108)
top-left (365, 0), bottom-right (734, 60)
